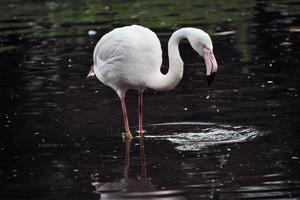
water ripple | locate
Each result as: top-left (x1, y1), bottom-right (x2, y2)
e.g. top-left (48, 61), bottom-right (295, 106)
top-left (93, 179), bottom-right (186, 199)
top-left (144, 122), bottom-right (261, 151)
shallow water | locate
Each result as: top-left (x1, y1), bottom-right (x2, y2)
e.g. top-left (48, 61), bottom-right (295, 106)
top-left (146, 122), bottom-right (261, 151)
top-left (0, 0), bottom-right (300, 199)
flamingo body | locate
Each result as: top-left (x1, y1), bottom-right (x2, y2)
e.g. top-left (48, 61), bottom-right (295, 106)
top-left (93, 25), bottom-right (162, 97)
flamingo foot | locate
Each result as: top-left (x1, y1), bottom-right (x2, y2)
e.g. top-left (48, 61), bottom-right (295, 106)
top-left (136, 129), bottom-right (146, 135)
top-left (122, 131), bottom-right (132, 142)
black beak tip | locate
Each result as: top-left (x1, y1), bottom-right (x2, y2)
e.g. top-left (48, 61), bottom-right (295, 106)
top-left (207, 72), bottom-right (216, 86)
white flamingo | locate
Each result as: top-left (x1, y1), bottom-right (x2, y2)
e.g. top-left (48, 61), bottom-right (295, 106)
top-left (87, 25), bottom-right (218, 140)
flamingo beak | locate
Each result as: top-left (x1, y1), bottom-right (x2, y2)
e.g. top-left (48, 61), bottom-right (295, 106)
top-left (87, 66), bottom-right (95, 78)
top-left (203, 49), bottom-right (218, 86)
top-left (207, 72), bottom-right (216, 86)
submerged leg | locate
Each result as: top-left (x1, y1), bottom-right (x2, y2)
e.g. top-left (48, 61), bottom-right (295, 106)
top-left (139, 135), bottom-right (147, 178)
top-left (121, 97), bottom-right (132, 140)
top-left (124, 139), bottom-right (131, 180)
top-left (138, 91), bottom-right (145, 135)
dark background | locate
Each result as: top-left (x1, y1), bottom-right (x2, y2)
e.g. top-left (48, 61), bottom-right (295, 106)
top-left (0, 0), bottom-right (299, 199)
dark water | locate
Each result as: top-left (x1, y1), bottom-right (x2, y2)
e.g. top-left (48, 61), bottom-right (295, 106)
top-left (1, 0), bottom-right (300, 199)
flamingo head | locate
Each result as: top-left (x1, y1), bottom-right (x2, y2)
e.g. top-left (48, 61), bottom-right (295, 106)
top-left (189, 30), bottom-right (218, 86)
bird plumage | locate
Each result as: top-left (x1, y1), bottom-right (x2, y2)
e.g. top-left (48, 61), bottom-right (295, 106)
top-left (93, 25), bottom-right (162, 97)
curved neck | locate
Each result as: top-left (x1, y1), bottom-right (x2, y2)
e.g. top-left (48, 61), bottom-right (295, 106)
top-left (147, 29), bottom-right (188, 91)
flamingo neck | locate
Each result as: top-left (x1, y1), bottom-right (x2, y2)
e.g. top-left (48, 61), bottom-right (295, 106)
top-left (147, 29), bottom-right (187, 91)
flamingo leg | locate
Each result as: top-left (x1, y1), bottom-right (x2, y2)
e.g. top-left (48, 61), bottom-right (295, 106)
top-left (138, 91), bottom-right (145, 135)
top-left (121, 97), bottom-right (132, 140)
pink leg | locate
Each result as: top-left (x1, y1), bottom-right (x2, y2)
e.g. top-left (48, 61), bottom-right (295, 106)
top-left (138, 91), bottom-right (145, 134)
top-left (121, 97), bottom-right (131, 136)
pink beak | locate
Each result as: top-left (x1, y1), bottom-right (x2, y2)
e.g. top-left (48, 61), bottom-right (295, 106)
top-left (203, 48), bottom-right (218, 86)
top-left (87, 66), bottom-right (95, 78)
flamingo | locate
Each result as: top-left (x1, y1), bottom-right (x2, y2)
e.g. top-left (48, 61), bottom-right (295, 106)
top-left (87, 25), bottom-right (218, 140)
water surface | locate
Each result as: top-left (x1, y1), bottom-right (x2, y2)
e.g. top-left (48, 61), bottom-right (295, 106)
top-left (0, 0), bottom-right (300, 199)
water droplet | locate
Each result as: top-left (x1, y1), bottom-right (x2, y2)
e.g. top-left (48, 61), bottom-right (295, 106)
top-left (214, 30), bottom-right (236, 36)
top-left (88, 30), bottom-right (97, 36)
top-left (92, 181), bottom-right (102, 187)
top-left (280, 42), bottom-right (292, 46)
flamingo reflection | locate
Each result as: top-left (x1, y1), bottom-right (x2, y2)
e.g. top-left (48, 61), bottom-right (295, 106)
top-left (92, 136), bottom-right (185, 199)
